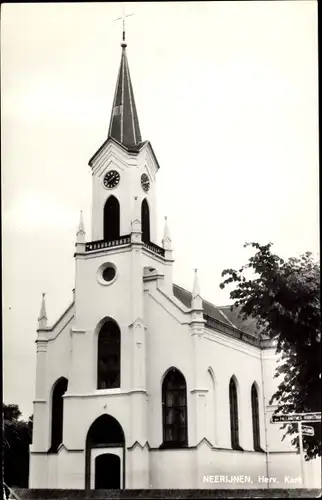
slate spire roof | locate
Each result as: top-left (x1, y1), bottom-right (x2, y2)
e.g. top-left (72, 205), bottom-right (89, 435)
top-left (108, 38), bottom-right (142, 148)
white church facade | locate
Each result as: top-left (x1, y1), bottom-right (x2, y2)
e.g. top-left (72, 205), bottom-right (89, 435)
top-left (29, 34), bottom-right (320, 490)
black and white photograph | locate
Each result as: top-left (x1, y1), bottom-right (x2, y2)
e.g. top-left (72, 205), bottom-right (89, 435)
top-left (2, 1), bottom-right (321, 498)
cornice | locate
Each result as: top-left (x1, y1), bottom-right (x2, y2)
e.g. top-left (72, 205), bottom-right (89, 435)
top-left (204, 329), bottom-right (262, 358)
top-left (78, 245), bottom-right (132, 259)
top-left (63, 389), bottom-right (147, 399)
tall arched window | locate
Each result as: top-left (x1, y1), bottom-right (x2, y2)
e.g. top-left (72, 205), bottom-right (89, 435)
top-left (161, 368), bottom-right (188, 448)
top-left (229, 377), bottom-right (242, 450)
top-left (251, 383), bottom-right (261, 451)
top-left (49, 377), bottom-right (68, 453)
top-left (141, 198), bottom-right (150, 243)
top-left (104, 196), bottom-right (120, 241)
top-left (97, 320), bottom-right (121, 389)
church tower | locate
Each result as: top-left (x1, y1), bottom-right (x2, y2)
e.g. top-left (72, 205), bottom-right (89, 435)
top-left (30, 30), bottom-right (173, 490)
top-left (89, 35), bottom-right (159, 246)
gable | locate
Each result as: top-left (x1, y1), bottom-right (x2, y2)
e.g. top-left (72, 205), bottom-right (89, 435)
top-left (88, 136), bottom-right (160, 171)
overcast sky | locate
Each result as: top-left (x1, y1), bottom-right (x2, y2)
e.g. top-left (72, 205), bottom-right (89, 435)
top-left (2, 1), bottom-right (318, 418)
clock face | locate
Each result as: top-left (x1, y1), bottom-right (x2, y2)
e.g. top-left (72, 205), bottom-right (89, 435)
top-left (103, 170), bottom-right (120, 189)
top-left (141, 173), bottom-right (150, 193)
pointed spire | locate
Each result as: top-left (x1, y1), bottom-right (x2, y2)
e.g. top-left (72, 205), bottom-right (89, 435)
top-left (76, 210), bottom-right (85, 243)
top-left (192, 269), bottom-right (203, 310)
top-left (162, 216), bottom-right (172, 250)
top-left (38, 293), bottom-right (47, 329)
top-left (108, 38), bottom-right (142, 148)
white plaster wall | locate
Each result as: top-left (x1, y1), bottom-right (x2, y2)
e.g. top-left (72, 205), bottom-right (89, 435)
top-left (46, 454), bottom-right (58, 488)
top-left (57, 449), bottom-right (85, 489)
top-left (149, 450), bottom-right (196, 489)
top-left (262, 349), bottom-right (298, 452)
top-left (29, 453), bottom-right (47, 488)
top-left (197, 446), bottom-right (267, 489)
top-left (144, 291), bottom-right (193, 448)
top-left (127, 447), bottom-right (150, 489)
top-left (267, 452), bottom-right (321, 488)
top-left (63, 395), bottom-right (129, 450)
top-left (46, 321), bottom-right (72, 393)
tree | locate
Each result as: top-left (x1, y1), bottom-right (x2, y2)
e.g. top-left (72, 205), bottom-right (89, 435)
top-left (220, 242), bottom-right (321, 459)
top-left (3, 403), bottom-right (32, 490)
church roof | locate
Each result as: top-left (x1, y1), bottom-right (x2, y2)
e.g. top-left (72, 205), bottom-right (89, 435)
top-left (108, 41), bottom-right (142, 148)
top-left (218, 305), bottom-right (260, 335)
top-left (172, 283), bottom-right (260, 337)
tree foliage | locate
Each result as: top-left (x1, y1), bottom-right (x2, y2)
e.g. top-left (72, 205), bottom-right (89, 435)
top-left (220, 242), bottom-right (321, 459)
top-left (2, 403), bottom-right (32, 489)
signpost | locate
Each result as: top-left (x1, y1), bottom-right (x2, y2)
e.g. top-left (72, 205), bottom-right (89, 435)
top-left (271, 412), bottom-right (321, 488)
top-left (302, 425), bottom-right (315, 437)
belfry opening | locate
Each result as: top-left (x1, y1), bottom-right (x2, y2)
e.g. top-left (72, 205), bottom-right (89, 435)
top-left (141, 198), bottom-right (150, 243)
top-left (104, 196), bottom-right (120, 241)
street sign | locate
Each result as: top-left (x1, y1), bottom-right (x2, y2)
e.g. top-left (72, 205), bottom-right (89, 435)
top-left (271, 412), bottom-right (321, 424)
top-left (302, 425), bottom-right (315, 436)
top-left (270, 414), bottom-right (321, 488)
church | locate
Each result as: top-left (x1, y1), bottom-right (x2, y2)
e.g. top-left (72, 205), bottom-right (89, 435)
top-left (29, 30), bottom-right (320, 491)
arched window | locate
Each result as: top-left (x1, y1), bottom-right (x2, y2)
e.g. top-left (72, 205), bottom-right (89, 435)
top-left (251, 383), bottom-right (261, 451)
top-left (229, 377), bottom-right (242, 450)
top-left (97, 320), bottom-right (121, 389)
top-left (141, 198), bottom-right (150, 243)
top-left (104, 196), bottom-right (120, 241)
top-left (49, 377), bottom-right (68, 453)
top-left (161, 368), bottom-right (188, 448)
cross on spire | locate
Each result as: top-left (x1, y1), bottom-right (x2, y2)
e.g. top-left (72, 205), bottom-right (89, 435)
top-left (114, 7), bottom-right (134, 45)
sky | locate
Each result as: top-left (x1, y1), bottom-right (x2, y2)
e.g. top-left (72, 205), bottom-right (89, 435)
top-left (1, 1), bottom-right (319, 419)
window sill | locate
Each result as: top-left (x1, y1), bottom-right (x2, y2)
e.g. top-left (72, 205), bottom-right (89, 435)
top-left (47, 448), bottom-right (58, 454)
top-left (159, 442), bottom-right (188, 450)
top-left (231, 444), bottom-right (244, 452)
top-left (254, 446), bottom-right (265, 453)
top-left (95, 388), bottom-right (122, 394)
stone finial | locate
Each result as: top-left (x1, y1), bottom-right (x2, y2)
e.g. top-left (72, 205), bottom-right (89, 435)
top-left (192, 269), bottom-right (203, 310)
top-left (162, 216), bottom-right (172, 250)
top-left (192, 268), bottom-right (200, 298)
top-left (38, 293), bottom-right (47, 329)
top-left (76, 210), bottom-right (85, 242)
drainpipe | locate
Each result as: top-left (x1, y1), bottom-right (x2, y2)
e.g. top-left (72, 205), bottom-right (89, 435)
top-left (260, 338), bottom-right (270, 489)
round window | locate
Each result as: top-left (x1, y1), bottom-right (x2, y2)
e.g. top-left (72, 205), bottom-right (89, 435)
top-left (97, 262), bottom-right (117, 286)
top-left (102, 266), bottom-right (116, 282)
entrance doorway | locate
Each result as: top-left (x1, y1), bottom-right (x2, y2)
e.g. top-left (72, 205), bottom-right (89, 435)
top-left (95, 453), bottom-right (121, 489)
top-left (85, 414), bottom-right (125, 489)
